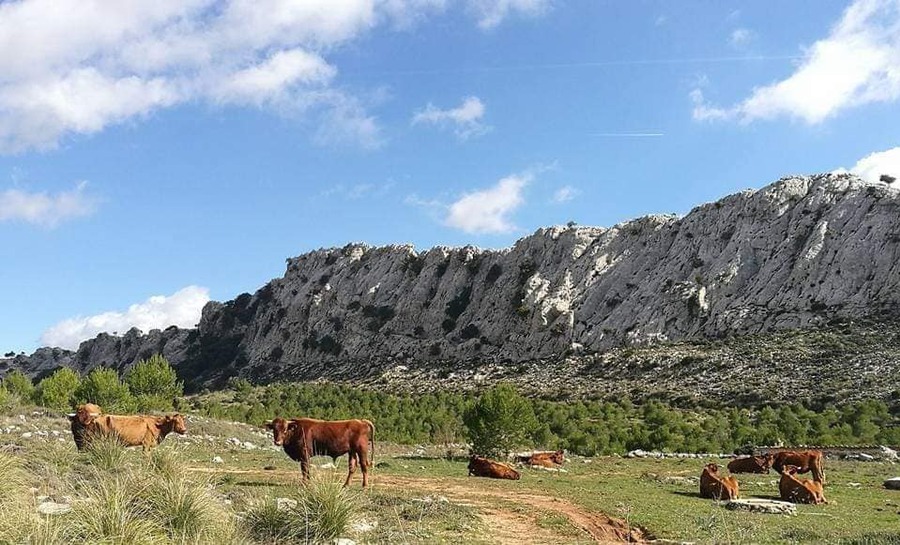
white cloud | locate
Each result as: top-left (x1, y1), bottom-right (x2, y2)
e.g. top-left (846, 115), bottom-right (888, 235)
top-left (0, 1), bottom-right (549, 153)
top-left (41, 285), bottom-right (210, 350)
top-left (692, 0), bottom-right (900, 124)
top-left (552, 185), bottom-right (578, 203)
top-left (836, 146), bottom-right (900, 183)
top-left (729, 28), bottom-right (754, 48)
top-left (445, 173), bottom-right (530, 233)
top-left (0, 181), bottom-right (97, 228)
top-left (412, 96), bottom-right (489, 140)
top-left (467, 0), bottom-right (550, 30)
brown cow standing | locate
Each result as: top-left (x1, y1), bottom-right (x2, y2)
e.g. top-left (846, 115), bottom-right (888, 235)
top-left (699, 463), bottom-right (739, 500)
top-left (727, 454), bottom-right (774, 474)
top-left (265, 417), bottom-right (375, 488)
top-left (779, 465), bottom-right (827, 504)
top-left (67, 403), bottom-right (103, 451)
top-left (771, 450), bottom-right (826, 485)
top-left (468, 455), bottom-right (521, 480)
top-left (516, 450), bottom-right (565, 468)
top-left (89, 413), bottom-right (187, 452)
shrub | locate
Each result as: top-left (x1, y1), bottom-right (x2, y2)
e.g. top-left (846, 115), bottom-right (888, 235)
top-left (3, 369), bottom-right (34, 400)
top-left (464, 384), bottom-right (538, 457)
top-left (125, 355), bottom-right (183, 411)
top-left (76, 367), bottom-right (136, 413)
top-left (243, 480), bottom-right (359, 544)
top-left (35, 367), bottom-right (81, 410)
top-left (83, 432), bottom-right (130, 472)
top-left (64, 472), bottom-right (167, 545)
top-left (142, 474), bottom-right (234, 543)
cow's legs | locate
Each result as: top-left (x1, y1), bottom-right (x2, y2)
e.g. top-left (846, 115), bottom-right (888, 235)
top-left (344, 452), bottom-right (358, 487)
top-left (359, 449), bottom-right (370, 488)
top-left (300, 456), bottom-right (311, 482)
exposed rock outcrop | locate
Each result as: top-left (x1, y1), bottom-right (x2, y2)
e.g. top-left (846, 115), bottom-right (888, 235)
top-left (5, 173), bottom-right (900, 396)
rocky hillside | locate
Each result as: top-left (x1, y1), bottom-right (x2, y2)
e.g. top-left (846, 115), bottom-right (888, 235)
top-left (4, 173), bottom-right (900, 401)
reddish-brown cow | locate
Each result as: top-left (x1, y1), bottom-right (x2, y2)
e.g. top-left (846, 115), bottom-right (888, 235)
top-left (89, 413), bottom-right (187, 452)
top-left (727, 454), bottom-right (774, 474)
top-left (67, 403), bottom-right (103, 451)
top-left (516, 450), bottom-right (565, 468)
top-left (265, 417), bottom-right (375, 488)
top-left (779, 465), bottom-right (827, 504)
top-left (699, 463), bottom-right (740, 500)
top-left (468, 455), bottom-right (521, 480)
top-left (771, 450), bottom-right (826, 484)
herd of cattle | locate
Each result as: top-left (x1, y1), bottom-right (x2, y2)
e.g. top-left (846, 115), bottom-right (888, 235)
top-left (704, 450), bottom-right (827, 504)
top-left (65, 404), bottom-right (829, 505)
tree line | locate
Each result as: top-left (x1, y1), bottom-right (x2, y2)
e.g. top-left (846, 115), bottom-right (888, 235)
top-left (2, 359), bottom-right (898, 456)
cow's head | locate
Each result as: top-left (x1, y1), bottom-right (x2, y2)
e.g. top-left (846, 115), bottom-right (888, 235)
top-left (167, 414), bottom-right (188, 435)
top-left (762, 453), bottom-right (775, 468)
top-left (704, 463), bottom-right (720, 474)
top-left (68, 403), bottom-right (102, 426)
top-left (550, 450), bottom-right (565, 464)
top-left (265, 417), bottom-right (291, 446)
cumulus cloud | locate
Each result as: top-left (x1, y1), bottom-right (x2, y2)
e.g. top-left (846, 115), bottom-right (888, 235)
top-left (552, 185), bottom-right (578, 203)
top-left (445, 173), bottom-right (530, 234)
top-left (692, 0), bottom-right (900, 124)
top-left (412, 96), bottom-right (489, 140)
top-left (0, 1), bottom-right (549, 152)
top-left (835, 146), bottom-right (900, 183)
top-left (41, 285), bottom-right (210, 350)
top-left (467, 0), bottom-right (550, 30)
top-left (0, 181), bottom-right (97, 228)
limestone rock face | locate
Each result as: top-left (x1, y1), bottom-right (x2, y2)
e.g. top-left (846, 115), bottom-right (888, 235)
top-left (6, 173), bottom-right (900, 389)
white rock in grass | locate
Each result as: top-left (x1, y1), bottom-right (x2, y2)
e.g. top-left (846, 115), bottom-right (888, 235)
top-left (884, 477), bottom-right (900, 490)
top-left (37, 502), bottom-right (71, 515)
top-left (333, 539), bottom-right (356, 545)
top-left (276, 498), bottom-right (298, 510)
top-left (21, 432), bottom-right (32, 439)
top-left (725, 499), bottom-right (796, 515)
top-left (212, 456), bottom-right (224, 464)
top-left (350, 520), bottom-right (378, 533)
top-left (241, 442), bottom-right (257, 450)
top-left (320, 462), bottom-right (336, 469)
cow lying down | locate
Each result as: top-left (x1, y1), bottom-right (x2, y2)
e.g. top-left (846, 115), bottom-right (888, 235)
top-left (699, 463), bottom-right (739, 500)
top-left (779, 465), bottom-right (827, 504)
top-left (515, 450), bottom-right (565, 468)
top-left (67, 404), bottom-right (187, 452)
top-left (468, 455), bottom-right (521, 480)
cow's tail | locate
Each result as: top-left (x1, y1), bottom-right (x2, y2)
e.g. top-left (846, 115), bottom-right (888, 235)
top-left (364, 419), bottom-right (375, 467)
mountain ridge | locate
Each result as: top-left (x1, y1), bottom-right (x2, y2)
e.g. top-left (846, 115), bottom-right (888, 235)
top-left (4, 172), bottom-right (900, 400)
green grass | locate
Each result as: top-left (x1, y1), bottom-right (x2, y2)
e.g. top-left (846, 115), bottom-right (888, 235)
top-left (2, 409), bottom-right (899, 544)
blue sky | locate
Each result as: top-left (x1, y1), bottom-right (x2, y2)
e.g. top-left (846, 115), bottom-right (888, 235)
top-left (1, 0), bottom-right (899, 353)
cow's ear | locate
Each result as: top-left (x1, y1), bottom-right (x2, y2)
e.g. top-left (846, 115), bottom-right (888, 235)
top-left (263, 420), bottom-right (274, 430)
top-left (66, 413), bottom-right (77, 422)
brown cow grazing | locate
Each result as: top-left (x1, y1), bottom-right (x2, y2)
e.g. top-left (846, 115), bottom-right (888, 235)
top-left (771, 450), bottom-right (826, 485)
top-left (699, 463), bottom-right (739, 500)
top-left (468, 455), bottom-right (521, 480)
top-left (779, 465), bottom-right (827, 504)
top-left (67, 403), bottom-right (103, 451)
top-left (727, 454), bottom-right (774, 474)
top-left (516, 450), bottom-right (565, 468)
top-left (89, 413), bottom-right (187, 452)
top-left (265, 417), bottom-right (375, 488)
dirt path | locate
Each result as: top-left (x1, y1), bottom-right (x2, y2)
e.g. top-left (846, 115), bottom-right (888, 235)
top-left (188, 466), bottom-right (649, 544)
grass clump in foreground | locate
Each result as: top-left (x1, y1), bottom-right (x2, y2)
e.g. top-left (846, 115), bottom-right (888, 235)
top-left (243, 478), bottom-right (359, 544)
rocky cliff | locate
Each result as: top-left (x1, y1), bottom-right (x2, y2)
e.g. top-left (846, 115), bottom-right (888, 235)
top-left (5, 173), bottom-right (900, 398)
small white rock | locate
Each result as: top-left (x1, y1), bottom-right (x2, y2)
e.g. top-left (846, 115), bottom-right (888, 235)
top-left (212, 456), bottom-right (224, 464)
top-left (37, 502), bottom-right (71, 516)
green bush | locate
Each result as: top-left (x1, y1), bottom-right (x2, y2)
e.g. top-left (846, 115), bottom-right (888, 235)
top-left (2, 369), bottom-right (34, 400)
top-left (35, 367), bottom-right (81, 410)
top-left (76, 367), bottom-right (136, 413)
top-left (463, 384), bottom-right (537, 457)
top-left (243, 480), bottom-right (358, 544)
top-left (125, 355), bottom-right (183, 411)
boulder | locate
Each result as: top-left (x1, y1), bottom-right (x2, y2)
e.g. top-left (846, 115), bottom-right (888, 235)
top-left (725, 499), bottom-right (797, 515)
top-left (884, 477), bottom-right (900, 490)
top-left (37, 501), bottom-right (71, 516)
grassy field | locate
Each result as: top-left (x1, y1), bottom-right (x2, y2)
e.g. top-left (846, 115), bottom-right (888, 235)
top-left (1, 409), bottom-right (899, 544)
